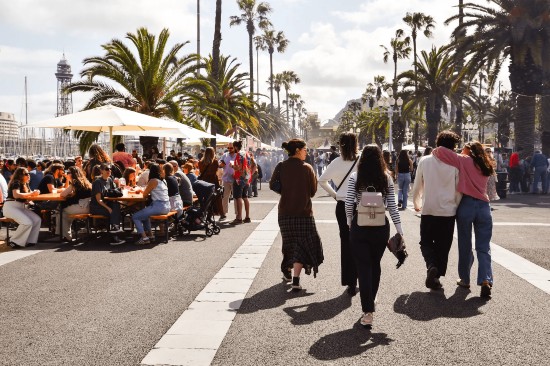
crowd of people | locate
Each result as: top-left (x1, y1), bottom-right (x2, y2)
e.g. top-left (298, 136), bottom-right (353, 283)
top-left (271, 131), bottom-right (497, 329)
top-left (0, 141), bottom-right (286, 248)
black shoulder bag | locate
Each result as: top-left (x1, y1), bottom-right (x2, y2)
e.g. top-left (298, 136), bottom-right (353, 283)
top-left (335, 158), bottom-right (358, 194)
top-left (104, 178), bottom-right (123, 198)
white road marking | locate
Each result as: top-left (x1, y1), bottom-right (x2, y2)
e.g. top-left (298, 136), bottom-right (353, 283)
top-left (0, 248), bottom-right (44, 268)
top-left (141, 205), bottom-right (280, 366)
top-left (493, 222), bottom-right (550, 227)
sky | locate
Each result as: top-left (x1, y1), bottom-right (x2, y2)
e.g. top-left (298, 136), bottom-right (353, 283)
top-left (0, 0), bottom-right (508, 127)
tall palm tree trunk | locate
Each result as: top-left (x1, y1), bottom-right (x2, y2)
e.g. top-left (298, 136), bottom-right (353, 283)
top-left (247, 24), bottom-right (254, 97)
top-left (515, 95), bottom-right (536, 157)
top-left (269, 51), bottom-right (274, 114)
top-left (426, 99), bottom-right (441, 147)
top-left (211, 0), bottom-right (223, 145)
top-left (285, 88), bottom-right (290, 125)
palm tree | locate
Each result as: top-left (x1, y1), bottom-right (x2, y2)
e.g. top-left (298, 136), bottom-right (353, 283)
top-left (381, 29), bottom-right (411, 151)
top-left (403, 12), bottom-right (435, 148)
top-left (281, 70), bottom-right (300, 126)
top-left (65, 27), bottom-right (198, 155)
top-left (229, 0), bottom-right (272, 97)
top-left (257, 28), bottom-right (289, 114)
top-left (487, 89), bottom-right (514, 147)
top-left (398, 47), bottom-right (455, 147)
top-left (446, 0), bottom-right (549, 157)
top-left (212, 0), bottom-right (223, 80)
top-left (272, 72), bottom-right (284, 110)
top-left (184, 55), bottom-right (260, 137)
top-left (284, 92), bottom-right (302, 133)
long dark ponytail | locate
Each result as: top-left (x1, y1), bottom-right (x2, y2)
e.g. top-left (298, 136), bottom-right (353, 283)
top-left (467, 142), bottom-right (494, 177)
top-left (355, 144), bottom-right (388, 196)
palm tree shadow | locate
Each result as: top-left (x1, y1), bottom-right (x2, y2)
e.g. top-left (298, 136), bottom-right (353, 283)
top-left (237, 282), bottom-right (313, 314)
top-left (393, 287), bottom-right (487, 321)
top-left (283, 290), bottom-right (352, 325)
top-left (309, 323), bottom-right (394, 361)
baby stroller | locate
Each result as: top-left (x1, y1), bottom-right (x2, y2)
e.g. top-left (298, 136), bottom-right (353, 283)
top-left (179, 180), bottom-right (222, 237)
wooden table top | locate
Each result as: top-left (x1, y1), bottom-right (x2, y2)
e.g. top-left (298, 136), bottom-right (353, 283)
top-left (104, 193), bottom-right (147, 202)
top-left (31, 193), bottom-right (66, 201)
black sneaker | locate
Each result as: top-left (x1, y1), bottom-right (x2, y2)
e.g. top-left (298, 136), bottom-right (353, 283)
top-left (8, 241), bottom-right (23, 249)
top-left (425, 266), bottom-right (441, 289)
top-left (291, 276), bottom-right (302, 291)
top-left (110, 236), bottom-right (125, 246)
top-left (282, 269), bottom-right (292, 282)
top-left (480, 280), bottom-right (492, 298)
top-left (110, 225), bottom-right (123, 233)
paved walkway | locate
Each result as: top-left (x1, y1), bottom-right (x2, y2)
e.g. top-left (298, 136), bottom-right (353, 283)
top-left (0, 189), bottom-right (549, 365)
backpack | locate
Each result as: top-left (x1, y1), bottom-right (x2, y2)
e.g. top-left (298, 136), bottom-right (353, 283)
top-left (357, 186), bottom-right (386, 226)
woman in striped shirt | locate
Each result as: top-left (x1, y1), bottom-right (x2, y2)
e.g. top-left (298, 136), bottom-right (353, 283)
top-left (345, 144), bottom-right (403, 328)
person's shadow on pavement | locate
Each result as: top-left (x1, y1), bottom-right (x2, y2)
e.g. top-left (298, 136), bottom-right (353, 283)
top-left (393, 287), bottom-right (487, 321)
top-left (309, 323), bottom-right (394, 361)
top-left (282, 290), bottom-right (352, 325)
top-left (237, 282), bottom-right (313, 314)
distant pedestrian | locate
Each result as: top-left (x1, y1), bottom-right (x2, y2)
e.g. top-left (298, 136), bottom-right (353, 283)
top-left (219, 142), bottom-right (236, 220)
top-left (433, 141), bottom-right (495, 298)
top-left (530, 150), bottom-right (548, 194)
top-left (271, 138), bottom-right (323, 292)
top-left (230, 141), bottom-right (251, 224)
top-left (395, 149), bottom-right (413, 209)
top-left (508, 147), bottom-right (522, 194)
top-left (319, 133), bottom-right (359, 295)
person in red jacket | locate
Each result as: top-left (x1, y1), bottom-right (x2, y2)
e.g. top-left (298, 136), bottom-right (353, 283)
top-left (508, 147), bottom-right (522, 194)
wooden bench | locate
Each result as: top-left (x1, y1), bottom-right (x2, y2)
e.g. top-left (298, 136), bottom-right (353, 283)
top-left (150, 211), bottom-right (179, 243)
top-left (0, 217), bottom-right (16, 243)
top-left (66, 214), bottom-right (92, 240)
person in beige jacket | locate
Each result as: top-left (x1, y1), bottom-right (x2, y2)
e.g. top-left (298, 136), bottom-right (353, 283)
top-left (412, 131), bottom-right (462, 290)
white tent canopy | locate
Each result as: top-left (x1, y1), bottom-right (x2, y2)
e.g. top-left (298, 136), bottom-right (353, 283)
top-left (23, 104), bottom-right (192, 155)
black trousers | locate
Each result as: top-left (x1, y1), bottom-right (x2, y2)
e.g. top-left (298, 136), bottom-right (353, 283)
top-left (90, 201), bottom-right (121, 226)
top-left (350, 216), bottom-right (389, 313)
top-left (336, 201), bottom-right (357, 287)
top-left (419, 215), bottom-right (455, 276)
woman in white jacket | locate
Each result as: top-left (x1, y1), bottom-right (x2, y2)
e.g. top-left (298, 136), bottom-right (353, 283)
top-left (318, 133), bottom-right (359, 295)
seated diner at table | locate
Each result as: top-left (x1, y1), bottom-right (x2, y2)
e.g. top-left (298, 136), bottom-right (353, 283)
top-left (3, 167), bottom-right (42, 249)
top-left (89, 163), bottom-right (125, 246)
top-left (58, 166), bottom-right (92, 242)
top-left (133, 163), bottom-right (170, 245)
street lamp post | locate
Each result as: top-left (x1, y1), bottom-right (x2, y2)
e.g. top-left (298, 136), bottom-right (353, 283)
top-left (362, 87), bottom-right (403, 151)
top-left (463, 116), bottom-right (479, 143)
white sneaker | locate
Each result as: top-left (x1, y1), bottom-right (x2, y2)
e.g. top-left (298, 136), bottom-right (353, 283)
top-left (360, 312), bottom-right (373, 327)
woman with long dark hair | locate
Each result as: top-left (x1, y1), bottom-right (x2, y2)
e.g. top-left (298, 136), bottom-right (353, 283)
top-left (395, 149), bottom-right (413, 209)
top-left (345, 144), bottom-right (403, 328)
top-left (58, 166), bottom-right (92, 242)
top-left (133, 163), bottom-right (170, 244)
top-left (432, 141), bottom-right (495, 298)
top-left (3, 167), bottom-right (42, 248)
top-left (270, 138), bottom-right (324, 291)
top-left (198, 147), bottom-right (223, 216)
top-left (319, 132), bottom-right (359, 295)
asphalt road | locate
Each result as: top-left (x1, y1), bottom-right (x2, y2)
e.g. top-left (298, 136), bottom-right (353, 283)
top-left (0, 187), bottom-right (549, 365)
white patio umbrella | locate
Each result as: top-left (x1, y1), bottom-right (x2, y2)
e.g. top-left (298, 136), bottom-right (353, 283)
top-left (112, 124), bottom-right (215, 140)
top-left (23, 104), bottom-right (190, 155)
top-left (182, 134), bottom-right (235, 146)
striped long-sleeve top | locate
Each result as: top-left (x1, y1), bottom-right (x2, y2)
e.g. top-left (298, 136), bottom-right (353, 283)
top-left (345, 172), bottom-right (403, 235)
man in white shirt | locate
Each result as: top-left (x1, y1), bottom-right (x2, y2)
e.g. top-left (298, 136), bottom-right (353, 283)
top-left (412, 131), bottom-right (462, 290)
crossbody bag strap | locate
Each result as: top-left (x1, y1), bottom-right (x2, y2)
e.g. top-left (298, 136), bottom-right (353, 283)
top-left (336, 158), bottom-right (358, 192)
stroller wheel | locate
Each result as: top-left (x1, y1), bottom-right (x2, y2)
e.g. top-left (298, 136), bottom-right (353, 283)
top-left (213, 226), bottom-right (221, 235)
top-left (206, 228), bottom-right (213, 237)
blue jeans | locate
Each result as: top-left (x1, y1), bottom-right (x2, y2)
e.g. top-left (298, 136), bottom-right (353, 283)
top-left (456, 195), bottom-right (493, 286)
top-left (531, 166), bottom-right (547, 193)
top-left (397, 173), bottom-right (411, 208)
top-left (132, 200), bottom-right (170, 234)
